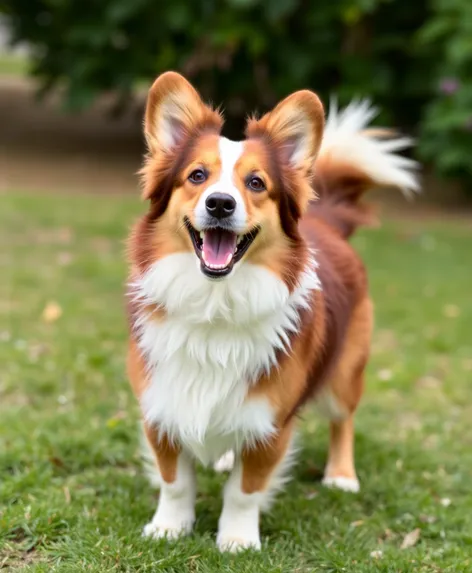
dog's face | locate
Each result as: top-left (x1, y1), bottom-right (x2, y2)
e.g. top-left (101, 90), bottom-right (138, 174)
top-left (140, 72), bottom-right (324, 280)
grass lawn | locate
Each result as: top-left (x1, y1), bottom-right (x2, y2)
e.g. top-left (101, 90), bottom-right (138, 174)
top-left (1, 192), bottom-right (471, 572)
top-left (0, 54), bottom-right (28, 77)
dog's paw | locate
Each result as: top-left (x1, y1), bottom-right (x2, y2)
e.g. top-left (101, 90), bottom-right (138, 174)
top-left (142, 518), bottom-right (193, 540)
top-left (217, 533), bottom-right (261, 553)
top-left (322, 475), bottom-right (360, 493)
top-left (213, 451), bottom-right (235, 473)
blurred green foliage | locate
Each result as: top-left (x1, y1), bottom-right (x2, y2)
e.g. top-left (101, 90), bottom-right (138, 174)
top-left (417, 0), bottom-right (472, 181)
top-left (2, 0), bottom-right (472, 185)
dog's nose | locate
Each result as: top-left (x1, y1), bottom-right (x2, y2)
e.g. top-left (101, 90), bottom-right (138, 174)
top-left (205, 193), bottom-right (236, 219)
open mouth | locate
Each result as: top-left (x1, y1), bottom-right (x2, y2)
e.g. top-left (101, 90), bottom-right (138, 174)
top-left (184, 218), bottom-right (259, 278)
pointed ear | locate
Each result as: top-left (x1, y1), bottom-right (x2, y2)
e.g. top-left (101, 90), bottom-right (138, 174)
top-left (144, 71), bottom-right (220, 154)
top-left (250, 90), bottom-right (324, 172)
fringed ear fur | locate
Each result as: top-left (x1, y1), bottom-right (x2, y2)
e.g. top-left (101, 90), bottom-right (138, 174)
top-left (141, 72), bottom-right (222, 202)
top-left (144, 71), bottom-right (221, 155)
top-left (247, 90), bottom-right (325, 174)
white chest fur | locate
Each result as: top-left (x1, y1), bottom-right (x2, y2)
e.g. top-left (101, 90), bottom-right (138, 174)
top-left (131, 253), bottom-right (319, 464)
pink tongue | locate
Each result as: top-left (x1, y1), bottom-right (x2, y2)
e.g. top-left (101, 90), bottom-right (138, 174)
top-left (202, 229), bottom-right (237, 267)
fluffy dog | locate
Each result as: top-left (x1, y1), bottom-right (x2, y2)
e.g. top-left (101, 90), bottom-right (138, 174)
top-left (126, 72), bottom-right (418, 551)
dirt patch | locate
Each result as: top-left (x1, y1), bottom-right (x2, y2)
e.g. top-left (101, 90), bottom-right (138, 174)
top-left (0, 77), bottom-right (144, 195)
top-left (0, 543), bottom-right (49, 571)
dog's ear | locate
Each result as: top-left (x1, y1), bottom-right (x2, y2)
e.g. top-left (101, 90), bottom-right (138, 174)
top-left (144, 71), bottom-right (215, 154)
top-left (248, 90), bottom-right (324, 173)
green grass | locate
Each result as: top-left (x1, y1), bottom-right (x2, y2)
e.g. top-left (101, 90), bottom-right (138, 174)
top-left (1, 192), bottom-right (471, 572)
top-left (0, 54), bottom-right (29, 77)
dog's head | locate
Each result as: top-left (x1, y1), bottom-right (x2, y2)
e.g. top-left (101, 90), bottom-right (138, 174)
top-left (139, 72), bottom-right (324, 281)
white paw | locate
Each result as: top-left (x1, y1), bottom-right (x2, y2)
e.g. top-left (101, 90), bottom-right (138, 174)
top-left (217, 533), bottom-right (261, 553)
top-left (213, 451), bottom-right (235, 473)
top-left (322, 475), bottom-right (360, 493)
top-left (142, 518), bottom-right (193, 540)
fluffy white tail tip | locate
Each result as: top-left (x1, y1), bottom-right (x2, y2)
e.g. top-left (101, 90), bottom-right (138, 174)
top-left (320, 98), bottom-right (420, 196)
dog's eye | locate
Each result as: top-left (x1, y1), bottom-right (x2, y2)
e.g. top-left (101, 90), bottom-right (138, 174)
top-left (246, 176), bottom-right (266, 192)
top-left (188, 169), bottom-right (208, 185)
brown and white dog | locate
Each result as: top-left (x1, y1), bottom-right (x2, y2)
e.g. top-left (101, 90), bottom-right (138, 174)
top-left (126, 72), bottom-right (418, 552)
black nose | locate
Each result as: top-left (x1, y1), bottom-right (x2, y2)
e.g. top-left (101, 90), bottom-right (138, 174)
top-left (205, 193), bottom-right (236, 219)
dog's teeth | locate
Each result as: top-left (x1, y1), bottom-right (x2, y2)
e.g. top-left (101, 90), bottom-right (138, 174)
top-left (237, 236), bottom-right (243, 245)
top-left (200, 232), bottom-right (204, 240)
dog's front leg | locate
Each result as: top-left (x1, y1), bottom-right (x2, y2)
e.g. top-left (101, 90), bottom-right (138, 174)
top-left (142, 425), bottom-right (196, 540)
top-left (217, 422), bottom-right (295, 552)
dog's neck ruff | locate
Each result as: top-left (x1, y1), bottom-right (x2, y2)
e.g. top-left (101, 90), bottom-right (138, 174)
top-left (131, 253), bottom-right (320, 462)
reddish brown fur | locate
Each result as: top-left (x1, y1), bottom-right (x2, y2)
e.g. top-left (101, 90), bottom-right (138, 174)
top-left (241, 420), bottom-right (295, 494)
top-left (127, 72), bottom-right (380, 506)
top-left (310, 157), bottom-right (378, 238)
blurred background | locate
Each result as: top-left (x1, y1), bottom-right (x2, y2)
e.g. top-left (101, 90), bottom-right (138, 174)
top-left (0, 0), bottom-right (471, 203)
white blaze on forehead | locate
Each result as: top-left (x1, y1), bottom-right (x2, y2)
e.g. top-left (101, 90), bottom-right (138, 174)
top-left (194, 137), bottom-right (247, 232)
top-left (218, 137), bottom-right (244, 182)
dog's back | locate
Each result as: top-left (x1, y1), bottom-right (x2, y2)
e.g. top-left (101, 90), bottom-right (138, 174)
top-left (284, 100), bottom-right (419, 421)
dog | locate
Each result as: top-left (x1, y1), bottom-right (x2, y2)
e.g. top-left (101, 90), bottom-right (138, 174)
top-left (126, 71), bottom-right (418, 552)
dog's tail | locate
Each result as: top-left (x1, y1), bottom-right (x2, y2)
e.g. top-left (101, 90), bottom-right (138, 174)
top-left (310, 100), bottom-right (419, 238)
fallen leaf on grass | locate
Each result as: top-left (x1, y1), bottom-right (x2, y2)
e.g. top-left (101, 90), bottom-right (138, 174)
top-left (381, 528), bottom-right (395, 541)
top-left (400, 528), bottom-right (421, 549)
top-left (370, 550), bottom-right (383, 559)
top-left (41, 302), bottom-right (62, 323)
top-left (377, 368), bottom-right (393, 381)
top-left (305, 491), bottom-right (318, 500)
top-left (350, 520), bottom-right (364, 528)
top-left (63, 486), bottom-right (71, 504)
top-left (442, 304), bottom-right (460, 318)
top-left (419, 514), bottom-right (436, 524)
